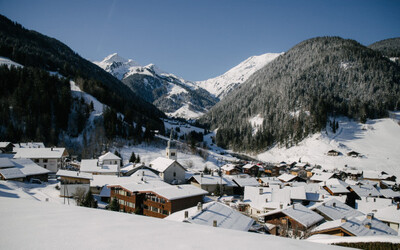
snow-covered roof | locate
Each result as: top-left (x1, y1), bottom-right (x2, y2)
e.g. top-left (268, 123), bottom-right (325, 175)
top-left (147, 185), bottom-right (208, 201)
top-left (262, 203), bottom-right (324, 228)
top-left (350, 184), bottom-right (381, 198)
top-left (310, 172), bottom-right (335, 182)
top-left (0, 142), bottom-right (12, 148)
top-left (0, 197), bottom-right (344, 250)
top-left (149, 157), bottom-right (183, 173)
top-left (221, 164), bottom-right (237, 171)
top-left (99, 186), bottom-right (111, 198)
top-left (12, 158), bottom-right (50, 176)
top-left (0, 158), bottom-right (15, 168)
top-left (259, 177), bottom-right (283, 186)
top-left (374, 206), bottom-right (400, 224)
top-left (112, 181), bottom-right (171, 193)
top-left (231, 176), bottom-right (259, 187)
top-left (312, 215), bottom-right (398, 236)
top-left (242, 163), bottom-right (258, 169)
top-left (277, 173), bottom-right (297, 182)
top-left (378, 188), bottom-right (400, 198)
top-left (285, 186), bottom-right (307, 200)
top-left (314, 198), bottom-right (364, 221)
top-left (14, 147), bottom-right (67, 159)
top-left (12, 142), bottom-right (45, 149)
top-left (190, 175), bottom-right (237, 187)
top-left (355, 197), bottom-right (393, 214)
top-left (99, 152), bottom-right (121, 161)
top-left (166, 201), bottom-right (254, 231)
top-left (80, 159), bottom-right (119, 174)
top-left (322, 179), bottom-right (350, 194)
top-left (91, 175), bottom-right (138, 187)
top-left (0, 168), bottom-right (25, 179)
top-left (56, 170), bottom-right (93, 180)
top-left (363, 170), bottom-right (393, 180)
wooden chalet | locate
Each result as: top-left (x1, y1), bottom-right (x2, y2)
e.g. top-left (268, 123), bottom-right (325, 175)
top-left (327, 150), bottom-right (340, 156)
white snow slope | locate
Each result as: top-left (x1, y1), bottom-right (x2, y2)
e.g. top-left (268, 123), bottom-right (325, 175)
top-left (0, 56), bottom-right (23, 68)
top-left (0, 196), bottom-right (345, 250)
top-left (196, 52), bottom-right (283, 99)
top-left (257, 116), bottom-right (400, 178)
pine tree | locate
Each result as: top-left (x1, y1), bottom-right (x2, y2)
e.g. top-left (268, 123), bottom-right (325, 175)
top-left (129, 152), bottom-right (136, 163)
top-left (135, 155), bottom-right (141, 163)
top-left (82, 189), bottom-right (97, 208)
top-left (109, 197), bottom-right (119, 211)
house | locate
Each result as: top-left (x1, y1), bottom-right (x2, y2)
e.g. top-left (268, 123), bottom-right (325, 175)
top-left (189, 174), bottom-right (237, 195)
top-left (363, 170), bottom-right (396, 183)
top-left (109, 183), bottom-right (207, 218)
top-left (259, 177), bottom-right (283, 188)
top-left (311, 214), bottom-right (398, 237)
top-left (264, 165), bottom-right (280, 177)
top-left (313, 199), bottom-right (364, 221)
top-left (277, 173), bottom-right (305, 183)
top-left (348, 184), bottom-right (381, 199)
top-left (259, 203), bottom-right (324, 238)
top-left (221, 164), bottom-right (240, 175)
top-left (374, 204), bottom-right (400, 232)
top-left (149, 157), bottom-right (186, 184)
top-left (327, 150), bottom-right (340, 156)
top-left (0, 158), bottom-right (50, 182)
top-left (80, 159), bottom-right (120, 176)
top-left (13, 147), bottom-right (68, 173)
top-left (56, 169), bottom-right (93, 197)
top-left (99, 152), bottom-right (121, 166)
top-left (229, 175), bottom-right (260, 195)
top-left (0, 142), bottom-right (14, 154)
top-left (310, 172), bottom-right (337, 183)
top-left (12, 142), bottom-right (45, 153)
top-left (355, 196), bottom-right (394, 214)
top-left (242, 164), bottom-right (259, 176)
top-left (165, 201), bottom-right (254, 232)
top-left (321, 179), bottom-right (350, 196)
top-left (347, 151), bottom-right (360, 157)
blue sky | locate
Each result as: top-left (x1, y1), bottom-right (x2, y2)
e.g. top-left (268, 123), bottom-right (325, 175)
top-left (1, 0), bottom-right (399, 80)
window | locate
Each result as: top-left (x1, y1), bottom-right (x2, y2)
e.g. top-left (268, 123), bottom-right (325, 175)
top-left (43, 159), bottom-right (48, 163)
top-left (44, 165), bottom-right (47, 168)
top-left (171, 152), bottom-right (175, 156)
top-left (151, 206), bottom-right (158, 213)
top-left (34, 159), bottom-right (39, 163)
top-left (173, 172), bottom-right (176, 177)
top-left (115, 161), bottom-right (117, 164)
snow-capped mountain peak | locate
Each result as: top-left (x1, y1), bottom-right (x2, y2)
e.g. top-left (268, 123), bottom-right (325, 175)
top-left (94, 53), bottom-right (140, 80)
top-left (196, 52), bottom-right (283, 99)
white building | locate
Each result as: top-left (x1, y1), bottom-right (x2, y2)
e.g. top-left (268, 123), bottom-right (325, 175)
top-left (149, 157), bottom-right (186, 184)
top-left (13, 147), bottom-right (68, 173)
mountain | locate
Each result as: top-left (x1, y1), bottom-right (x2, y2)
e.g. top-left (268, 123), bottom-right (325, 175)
top-left (200, 36), bottom-right (400, 152)
top-left (196, 53), bottom-right (282, 99)
top-left (94, 54), bottom-right (218, 119)
top-left (369, 37), bottom-right (400, 57)
top-left (0, 15), bottom-right (165, 148)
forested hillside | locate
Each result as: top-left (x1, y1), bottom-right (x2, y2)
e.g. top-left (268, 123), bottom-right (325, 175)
top-left (369, 37), bottom-right (400, 57)
top-left (0, 15), bottom-right (165, 146)
top-left (201, 37), bottom-right (400, 152)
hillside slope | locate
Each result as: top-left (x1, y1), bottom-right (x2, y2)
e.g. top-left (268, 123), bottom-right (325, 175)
top-left (196, 53), bottom-right (282, 99)
top-left (369, 37), bottom-right (400, 57)
top-left (95, 53), bottom-right (218, 119)
top-left (200, 36), bottom-right (400, 152)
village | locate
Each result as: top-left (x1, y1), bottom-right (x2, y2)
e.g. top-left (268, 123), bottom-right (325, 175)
top-left (1, 136), bottom-right (399, 242)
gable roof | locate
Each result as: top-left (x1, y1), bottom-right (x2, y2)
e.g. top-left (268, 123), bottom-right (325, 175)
top-left (14, 147), bottom-right (67, 159)
top-left (12, 158), bottom-right (50, 176)
top-left (350, 184), bottom-right (381, 198)
top-left (312, 215), bottom-right (398, 236)
top-left (190, 175), bottom-right (237, 187)
top-left (277, 173), bottom-right (297, 182)
top-left (80, 159), bottom-right (119, 174)
top-left (0, 158), bottom-right (15, 168)
top-left (0, 168), bottom-right (25, 179)
top-left (310, 172), bottom-right (335, 182)
top-left (374, 206), bottom-right (400, 224)
top-left (231, 176), bottom-right (259, 187)
top-left (242, 164), bottom-right (258, 169)
top-left (262, 203), bottom-right (324, 228)
top-left (149, 157), bottom-right (184, 173)
top-left (221, 164), bottom-right (237, 171)
top-left (314, 198), bottom-right (364, 221)
top-left (0, 142), bottom-right (13, 148)
top-left (99, 152), bottom-right (121, 161)
top-left (378, 188), bottom-right (400, 198)
top-left (56, 170), bottom-right (93, 180)
top-left (166, 201), bottom-right (254, 231)
top-left (147, 185), bottom-right (208, 201)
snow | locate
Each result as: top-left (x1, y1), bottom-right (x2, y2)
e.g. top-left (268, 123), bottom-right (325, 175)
top-left (56, 169), bottom-right (93, 180)
top-left (307, 234), bottom-right (400, 244)
top-left (13, 147), bottom-right (66, 159)
top-left (146, 184), bottom-right (208, 200)
top-left (249, 114), bottom-right (264, 135)
top-left (258, 117), bottom-right (400, 178)
top-left (165, 104), bottom-right (204, 119)
top-left (0, 197), bottom-right (345, 250)
top-left (0, 56), bottom-right (23, 68)
top-left (149, 157), bottom-right (176, 172)
top-left (196, 53), bottom-right (283, 99)
top-left (99, 151), bottom-right (121, 161)
top-left (0, 168), bottom-right (25, 179)
top-left (70, 80), bottom-right (104, 119)
top-left (314, 198), bottom-right (364, 221)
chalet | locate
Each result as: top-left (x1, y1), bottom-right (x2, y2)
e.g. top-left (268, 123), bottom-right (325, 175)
top-left (374, 204), bottom-right (400, 232)
top-left (363, 170), bottom-right (396, 183)
top-left (109, 183), bottom-right (207, 218)
top-left (259, 203), bottom-right (324, 238)
top-left (12, 142), bottom-right (45, 153)
top-left (242, 164), bottom-right (259, 176)
top-left (221, 164), bottom-right (240, 175)
top-left (264, 165), bottom-right (280, 177)
top-left (347, 151), bottom-right (360, 157)
top-left (149, 157), bottom-right (186, 184)
top-left (0, 158), bottom-right (50, 182)
top-left (277, 173), bottom-right (305, 183)
top-left (13, 147), bottom-right (68, 173)
top-left (189, 174), bottom-right (237, 195)
top-left (99, 152), bottom-right (121, 166)
top-left (258, 177), bottom-right (283, 188)
top-left (229, 175), bottom-right (259, 195)
top-left (0, 142), bottom-right (14, 154)
top-left (56, 169), bottom-right (93, 197)
top-left (310, 172), bottom-right (338, 183)
top-left (165, 201), bottom-right (254, 232)
top-left (327, 150), bottom-right (340, 156)
top-left (379, 188), bottom-right (400, 199)
top-left (355, 197), bottom-right (394, 215)
top-left (311, 214), bottom-right (397, 237)
top-left (322, 179), bottom-right (350, 196)
top-left (313, 199), bottom-right (364, 221)
top-left (348, 184), bottom-right (381, 199)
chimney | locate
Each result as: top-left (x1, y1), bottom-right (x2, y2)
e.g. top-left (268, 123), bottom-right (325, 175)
top-left (397, 202), bottom-right (400, 210)
top-left (51, 147), bottom-right (54, 151)
top-left (280, 203), bottom-right (283, 209)
top-left (364, 223), bottom-right (371, 229)
top-left (142, 171), bottom-right (145, 176)
top-left (341, 217), bottom-right (347, 223)
top-left (259, 188), bottom-right (263, 195)
top-left (333, 202), bottom-right (336, 208)
top-left (197, 202), bottom-right (202, 211)
top-left (200, 173), bottom-right (204, 178)
top-left (184, 211), bottom-right (189, 219)
top-left (213, 220), bottom-right (217, 227)
top-left (367, 213), bottom-right (374, 220)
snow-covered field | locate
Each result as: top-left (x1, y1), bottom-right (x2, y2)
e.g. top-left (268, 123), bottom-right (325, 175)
top-left (0, 56), bottom-right (23, 68)
top-left (0, 196), bottom-right (345, 250)
top-left (258, 116), bottom-right (400, 177)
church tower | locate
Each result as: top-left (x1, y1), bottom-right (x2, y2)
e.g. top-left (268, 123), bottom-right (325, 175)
top-left (166, 130), bottom-right (177, 160)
